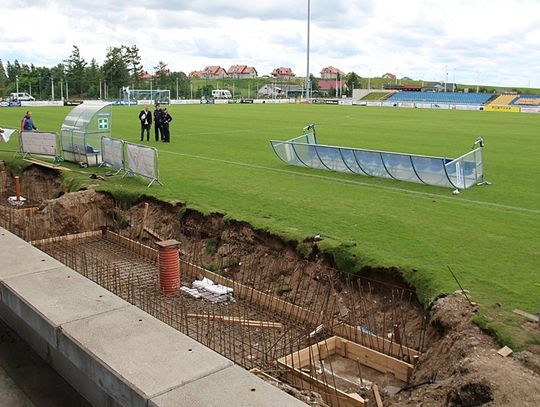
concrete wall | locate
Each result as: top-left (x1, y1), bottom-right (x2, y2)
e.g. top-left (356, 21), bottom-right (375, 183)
top-left (0, 227), bottom-right (307, 407)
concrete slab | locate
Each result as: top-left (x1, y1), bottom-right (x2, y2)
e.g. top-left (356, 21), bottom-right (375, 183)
top-left (58, 306), bottom-right (233, 407)
top-left (0, 228), bottom-right (64, 280)
top-left (149, 365), bottom-right (308, 407)
top-left (0, 317), bottom-right (91, 407)
top-left (1, 266), bottom-right (130, 347)
top-left (0, 366), bottom-right (35, 407)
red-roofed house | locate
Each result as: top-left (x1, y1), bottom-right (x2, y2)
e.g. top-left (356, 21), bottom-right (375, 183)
top-left (271, 67), bottom-right (295, 80)
top-left (140, 71), bottom-right (153, 80)
top-left (320, 66), bottom-right (345, 79)
top-left (203, 66), bottom-right (228, 79)
top-left (382, 73), bottom-right (396, 80)
top-left (227, 65), bottom-right (258, 79)
top-left (188, 70), bottom-right (204, 79)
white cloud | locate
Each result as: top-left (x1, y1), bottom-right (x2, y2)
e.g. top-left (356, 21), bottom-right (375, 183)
top-left (1, 0), bottom-right (539, 87)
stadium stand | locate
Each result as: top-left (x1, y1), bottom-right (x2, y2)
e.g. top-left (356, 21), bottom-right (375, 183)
top-left (489, 94), bottom-right (519, 105)
top-left (512, 95), bottom-right (540, 106)
top-left (386, 91), bottom-right (494, 105)
top-left (360, 91), bottom-right (393, 101)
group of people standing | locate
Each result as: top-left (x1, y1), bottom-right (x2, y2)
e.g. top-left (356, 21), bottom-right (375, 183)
top-left (139, 103), bottom-right (172, 143)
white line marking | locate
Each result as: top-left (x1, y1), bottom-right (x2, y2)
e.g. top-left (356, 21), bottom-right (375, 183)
top-left (159, 150), bottom-right (540, 216)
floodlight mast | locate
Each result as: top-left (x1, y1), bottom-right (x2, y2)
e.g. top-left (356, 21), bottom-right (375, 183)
top-left (305, 0), bottom-right (311, 99)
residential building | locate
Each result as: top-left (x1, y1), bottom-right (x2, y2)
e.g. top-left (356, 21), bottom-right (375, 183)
top-left (227, 65), bottom-right (258, 79)
top-left (188, 70), bottom-right (204, 79)
top-left (382, 73), bottom-right (396, 80)
top-left (202, 66), bottom-right (228, 79)
top-left (271, 67), bottom-right (295, 80)
top-left (320, 66), bottom-right (345, 79)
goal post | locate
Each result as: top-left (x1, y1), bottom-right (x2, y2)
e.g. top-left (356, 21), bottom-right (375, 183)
top-left (125, 89), bottom-right (171, 105)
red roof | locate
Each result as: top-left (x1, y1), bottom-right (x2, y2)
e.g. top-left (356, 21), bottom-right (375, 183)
top-left (227, 65), bottom-right (257, 75)
top-left (140, 71), bottom-right (153, 80)
top-left (271, 67), bottom-right (295, 77)
top-left (204, 66), bottom-right (225, 75)
top-left (189, 70), bottom-right (204, 79)
top-left (320, 66), bottom-right (345, 75)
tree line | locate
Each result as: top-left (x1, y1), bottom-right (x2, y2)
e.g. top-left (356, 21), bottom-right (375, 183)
top-left (0, 45), bottom-right (191, 100)
top-left (0, 44), bottom-right (364, 100)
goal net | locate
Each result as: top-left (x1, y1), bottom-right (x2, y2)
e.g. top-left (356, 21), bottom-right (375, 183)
top-left (125, 89), bottom-right (171, 105)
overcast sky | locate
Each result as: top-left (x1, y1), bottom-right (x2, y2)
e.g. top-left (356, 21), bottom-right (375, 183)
top-left (1, 0), bottom-right (539, 87)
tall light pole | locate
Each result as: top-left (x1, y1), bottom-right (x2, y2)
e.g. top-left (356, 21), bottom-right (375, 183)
top-left (176, 77), bottom-right (179, 100)
top-left (305, 0), bottom-right (311, 99)
top-left (51, 78), bottom-right (55, 101)
top-left (16, 75), bottom-right (19, 95)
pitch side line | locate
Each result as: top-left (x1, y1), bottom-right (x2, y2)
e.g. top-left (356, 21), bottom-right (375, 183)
top-left (160, 150), bottom-right (540, 216)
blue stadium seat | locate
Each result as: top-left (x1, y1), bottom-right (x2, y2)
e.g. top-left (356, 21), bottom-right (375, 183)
top-left (386, 92), bottom-right (494, 105)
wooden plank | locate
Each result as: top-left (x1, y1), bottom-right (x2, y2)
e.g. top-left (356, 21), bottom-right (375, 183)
top-left (333, 323), bottom-right (419, 361)
top-left (278, 341), bottom-right (320, 369)
top-left (186, 314), bottom-right (283, 329)
top-left (144, 226), bottom-right (165, 241)
top-left (30, 230), bottom-right (102, 246)
top-left (335, 336), bottom-right (413, 383)
top-left (181, 259), bottom-right (420, 361)
top-left (105, 230), bottom-right (159, 260)
top-left (372, 384), bottom-right (384, 407)
top-left (513, 308), bottom-right (539, 323)
top-left (181, 259), bottom-right (321, 326)
top-left (24, 158), bottom-right (72, 171)
top-left (138, 202), bottom-right (149, 241)
top-left (278, 365), bottom-right (366, 407)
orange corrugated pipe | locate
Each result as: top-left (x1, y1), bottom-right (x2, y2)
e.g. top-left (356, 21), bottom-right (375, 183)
top-left (157, 240), bottom-right (181, 296)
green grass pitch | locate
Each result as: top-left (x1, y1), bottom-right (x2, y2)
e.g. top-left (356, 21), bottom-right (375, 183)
top-left (1, 104), bottom-right (539, 345)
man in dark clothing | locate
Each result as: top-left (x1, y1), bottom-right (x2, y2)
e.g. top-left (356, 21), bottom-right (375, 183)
top-left (161, 108), bottom-right (173, 143)
top-left (21, 111), bottom-right (37, 131)
top-left (138, 105), bottom-right (152, 141)
top-left (153, 103), bottom-right (163, 142)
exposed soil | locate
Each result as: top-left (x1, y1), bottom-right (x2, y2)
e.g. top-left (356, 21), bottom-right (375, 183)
top-left (1, 161), bottom-right (539, 406)
top-left (388, 295), bottom-right (540, 407)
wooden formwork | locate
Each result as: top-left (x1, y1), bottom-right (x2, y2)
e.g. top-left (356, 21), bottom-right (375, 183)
top-left (277, 336), bottom-right (414, 407)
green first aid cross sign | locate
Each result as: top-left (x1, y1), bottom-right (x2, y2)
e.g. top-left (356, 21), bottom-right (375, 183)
top-left (98, 118), bottom-right (109, 130)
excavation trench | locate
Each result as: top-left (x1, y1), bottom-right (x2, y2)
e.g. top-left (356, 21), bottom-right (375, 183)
top-left (1, 162), bottom-right (539, 407)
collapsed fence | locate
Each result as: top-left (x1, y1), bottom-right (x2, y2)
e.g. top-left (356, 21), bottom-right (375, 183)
top-left (270, 129), bottom-right (487, 190)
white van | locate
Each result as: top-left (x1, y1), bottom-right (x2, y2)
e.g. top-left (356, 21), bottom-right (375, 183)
top-left (211, 89), bottom-right (232, 99)
top-left (10, 92), bottom-right (35, 101)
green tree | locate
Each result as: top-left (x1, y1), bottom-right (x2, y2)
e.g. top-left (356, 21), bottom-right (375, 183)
top-left (86, 58), bottom-right (101, 98)
top-left (345, 72), bottom-right (361, 96)
top-left (51, 63), bottom-right (66, 99)
top-left (123, 45), bottom-right (143, 87)
top-left (309, 73), bottom-right (319, 92)
top-left (0, 60), bottom-right (6, 96)
top-left (65, 45), bottom-right (87, 97)
top-left (154, 61), bottom-right (169, 89)
top-left (101, 46), bottom-right (129, 98)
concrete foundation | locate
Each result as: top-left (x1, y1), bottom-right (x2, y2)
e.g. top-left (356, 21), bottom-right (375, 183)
top-left (0, 227), bottom-right (307, 407)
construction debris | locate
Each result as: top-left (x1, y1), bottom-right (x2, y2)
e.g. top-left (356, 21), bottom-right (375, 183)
top-left (497, 346), bottom-right (513, 358)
